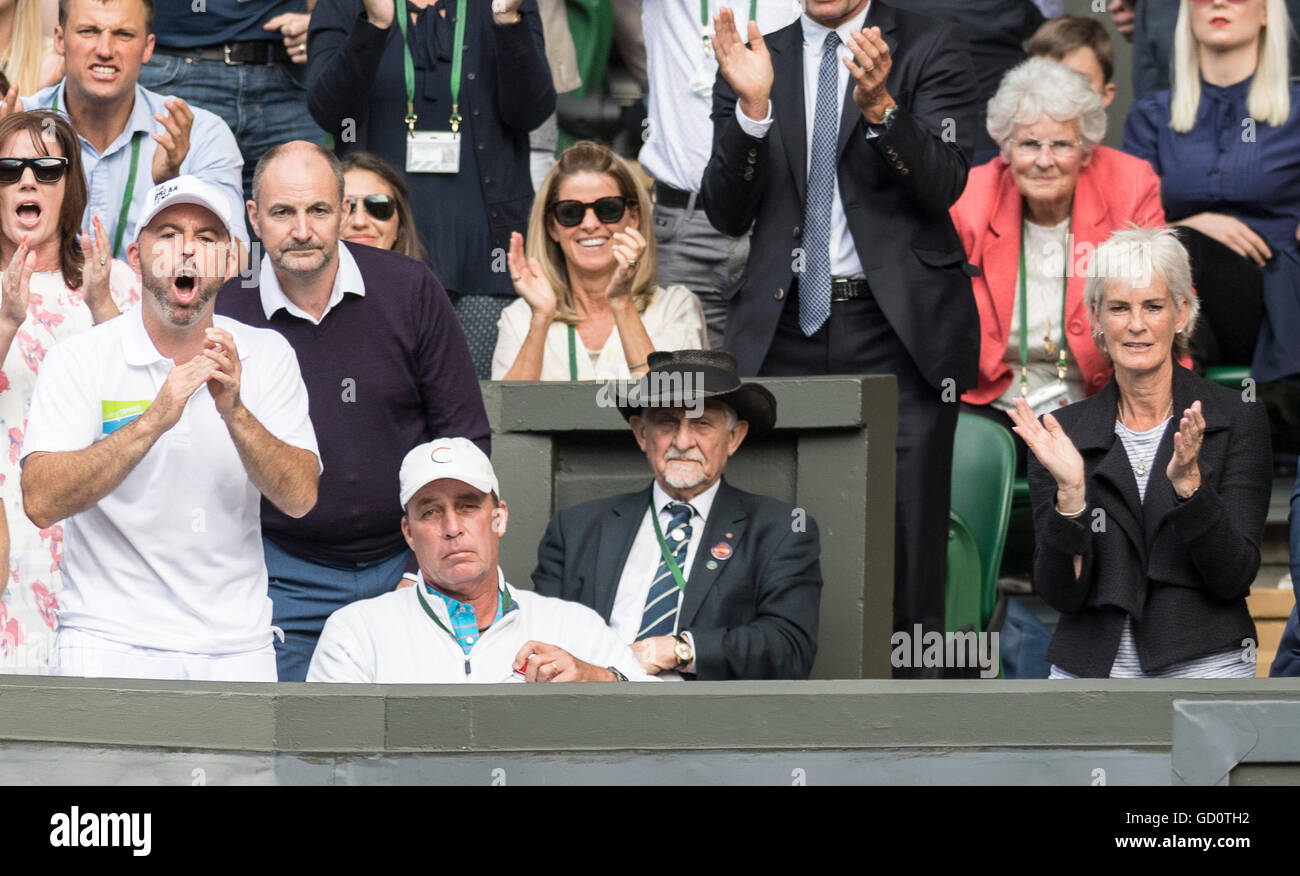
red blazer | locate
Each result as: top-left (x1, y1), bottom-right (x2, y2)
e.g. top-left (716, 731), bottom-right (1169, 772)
top-left (951, 147), bottom-right (1166, 406)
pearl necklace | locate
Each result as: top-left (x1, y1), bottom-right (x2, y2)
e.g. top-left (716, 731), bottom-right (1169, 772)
top-left (1117, 399), bottom-right (1174, 477)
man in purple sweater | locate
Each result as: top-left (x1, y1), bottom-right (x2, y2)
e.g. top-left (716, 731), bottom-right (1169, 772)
top-left (216, 140), bottom-right (489, 681)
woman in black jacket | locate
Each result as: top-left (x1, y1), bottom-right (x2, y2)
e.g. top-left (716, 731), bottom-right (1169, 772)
top-left (1009, 226), bottom-right (1271, 678)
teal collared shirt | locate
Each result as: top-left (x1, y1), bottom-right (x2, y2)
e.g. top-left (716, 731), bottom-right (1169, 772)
top-left (423, 581), bottom-right (516, 655)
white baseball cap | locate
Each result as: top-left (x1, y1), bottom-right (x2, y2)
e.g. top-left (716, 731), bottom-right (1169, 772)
top-left (136, 174), bottom-right (235, 243)
top-left (399, 437), bottom-right (499, 510)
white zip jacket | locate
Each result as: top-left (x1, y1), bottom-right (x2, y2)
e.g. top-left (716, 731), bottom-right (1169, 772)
top-left (306, 569), bottom-right (654, 683)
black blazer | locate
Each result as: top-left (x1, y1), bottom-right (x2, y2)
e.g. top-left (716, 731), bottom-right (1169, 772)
top-left (530, 479), bottom-right (822, 680)
top-left (700, 0), bottom-right (981, 387)
top-left (1028, 365), bottom-right (1271, 677)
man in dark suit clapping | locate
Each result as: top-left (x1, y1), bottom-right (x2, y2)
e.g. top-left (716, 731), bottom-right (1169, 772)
top-left (531, 351), bottom-right (822, 680)
top-left (701, 1), bottom-right (980, 669)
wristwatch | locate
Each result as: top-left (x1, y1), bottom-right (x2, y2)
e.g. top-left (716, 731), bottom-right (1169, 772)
top-left (673, 634), bottom-right (694, 669)
top-left (869, 103), bottom-right (899, 135)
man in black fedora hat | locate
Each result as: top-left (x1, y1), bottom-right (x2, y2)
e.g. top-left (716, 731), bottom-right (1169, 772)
top-left (531, 350), bottom-right (823, 680)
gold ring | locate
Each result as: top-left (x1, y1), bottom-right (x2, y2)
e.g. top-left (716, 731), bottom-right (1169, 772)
top-left (551, 662), bottom-right (560, 675)
top-left (511, 274), bottom-right (522, 281)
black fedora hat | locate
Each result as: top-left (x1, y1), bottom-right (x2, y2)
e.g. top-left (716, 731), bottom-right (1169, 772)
top-left (615, 350), bottom-right (777, 437)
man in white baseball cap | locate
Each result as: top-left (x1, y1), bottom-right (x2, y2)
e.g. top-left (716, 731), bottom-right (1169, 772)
top-left (307, 437), bottom-right (652, 683)
top-left (19, 175), bottom-right (321, 681)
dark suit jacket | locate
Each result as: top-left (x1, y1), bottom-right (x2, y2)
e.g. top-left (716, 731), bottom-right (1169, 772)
top-left (530, 479), bottom-right (822, 680)
top-left (1028, 365), bottom-right (1271, 678)
top-left (700, 0), bottom-right (981, 387)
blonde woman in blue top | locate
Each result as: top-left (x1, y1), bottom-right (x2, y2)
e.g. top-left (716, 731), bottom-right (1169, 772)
top-left (1124, 0), bottom-right (1300, 381)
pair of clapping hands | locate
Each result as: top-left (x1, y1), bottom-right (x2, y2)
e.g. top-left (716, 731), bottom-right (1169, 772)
top-left (710, 6), bottom-right (895, 124)
top-left (1007, 396), bottom-right (1207, 510)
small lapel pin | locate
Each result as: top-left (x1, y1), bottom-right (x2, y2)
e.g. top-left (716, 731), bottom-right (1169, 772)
top-left (711, 542), bottom-right (732, 561)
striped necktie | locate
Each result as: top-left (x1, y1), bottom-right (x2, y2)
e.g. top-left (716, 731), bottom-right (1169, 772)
top-left (800, 29), bottom-right (841, 336)
top-left (637, 502), bottom-right (694, 640)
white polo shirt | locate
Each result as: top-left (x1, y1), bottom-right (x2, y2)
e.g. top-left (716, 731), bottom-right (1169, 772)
top-left (20, 306), bottom-right (321, 654)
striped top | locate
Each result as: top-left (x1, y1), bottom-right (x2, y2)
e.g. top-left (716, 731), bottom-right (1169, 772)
top-left (1049, 415), bottom-right (1255, 679)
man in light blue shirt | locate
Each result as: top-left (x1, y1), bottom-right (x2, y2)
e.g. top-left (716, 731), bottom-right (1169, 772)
top-left (20, 0), bottom-right (247, 258)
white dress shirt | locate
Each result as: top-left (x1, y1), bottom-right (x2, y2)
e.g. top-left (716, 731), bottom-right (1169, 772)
top-left (609, 479), bottom-right (722, 676)
top-left (735, 6), bottom-right (872, 279)
top-left (638, 0), bottom-right (801, 192)
top-left (257, 242), bottom-right (367, 324)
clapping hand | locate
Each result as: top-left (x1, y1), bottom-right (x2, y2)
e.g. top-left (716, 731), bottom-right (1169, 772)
top-left (712, 7), bottom-right (773, 121)
top-left (1167, 401), bottom-right (1204, 498)
top-left (263, 12), bottom-right (311, 64)
top-left (1008, 396), bottom-right (1086, 512)
top-left (506, 231), bottom-right (556, 322)
top-left (151, 98), bottom-right (194, 184)
top-left (0, 85), bottom-right (22, 121)
top-left (79, 216), bottom-right (113, 319)
top-left (361, 0), bottom-right (395, 28)
top-left (604, 227), bottom-right (646, 304)
top-left (844, 27), bottom-right (895, 124)
top-left (0, 236), bottom-right (34, 332)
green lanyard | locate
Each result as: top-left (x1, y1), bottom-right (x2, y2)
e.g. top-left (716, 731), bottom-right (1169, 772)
top-left (650, 502), bottom-right (689, 594)
top-left (53, 89), bottom-right (142, 259)
top-left (396, 0), bottom-right (467, 134)
top-left (1017, 220), bottom-right (1070, 396)
top-left (566, 323), bottom-right (578, 380)
top-left (700, 0), bottom-right (759, 55)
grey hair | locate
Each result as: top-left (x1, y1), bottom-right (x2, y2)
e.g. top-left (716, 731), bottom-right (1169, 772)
top-left (1083, 225), bottom-right (1199, 356)
top-left (986, 57), bottom-right (1107, 155)
top-left (251, 141), bottom-right (345, 207)
top-left (719, 401), bottom-right (738, 431)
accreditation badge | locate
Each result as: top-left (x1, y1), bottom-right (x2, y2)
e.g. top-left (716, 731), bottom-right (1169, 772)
top-left (406, 131), bottom-right (461, 174)
top-left (689, 57), bottom-right (716, 98)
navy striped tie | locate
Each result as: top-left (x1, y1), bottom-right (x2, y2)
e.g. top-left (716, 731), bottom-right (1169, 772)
top-left (637, 503), bottom-right (693, 640)
top-left (800, 30), bottom-right (841, 336)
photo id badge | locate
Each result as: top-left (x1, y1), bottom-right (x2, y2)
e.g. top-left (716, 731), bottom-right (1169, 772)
top-left (1026, 378), bottom-right (1072, 418)
top-left (689, 58), bottom-right (716, 98)
top-left (406, 131), bottom-right (461, 174)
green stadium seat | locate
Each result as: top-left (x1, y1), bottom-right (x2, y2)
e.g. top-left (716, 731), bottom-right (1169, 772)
top-left (947, 413), bottom-right (1017, 633)
top-left (945, 510), bottom-right (982, 636)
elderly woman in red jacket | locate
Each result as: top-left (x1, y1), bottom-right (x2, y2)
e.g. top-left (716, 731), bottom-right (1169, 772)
top-left (952, 57), bottom-right (1167, 471)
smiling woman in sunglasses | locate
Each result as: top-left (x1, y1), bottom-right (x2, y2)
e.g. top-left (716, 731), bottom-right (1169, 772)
top-left (340, 152), bottom-right (428, 263)
top-left (491, 141), bottom-right (706, 381)
top-left (0, 110), bottom-right (138, 672)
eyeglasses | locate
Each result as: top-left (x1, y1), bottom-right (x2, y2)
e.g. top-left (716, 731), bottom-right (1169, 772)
top-left (344, 194), bottom-right (397, 221)
top-left (1189, 0), bottom-right (1250, 4)
top-left (548, 196), bottom-right (629, 227)
top-left (1008, 138), bottom-right (1084, 159)
top-left (0, 156), bottom-right (68, 184)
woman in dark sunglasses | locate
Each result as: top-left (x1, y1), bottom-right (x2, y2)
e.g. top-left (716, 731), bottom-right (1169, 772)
top-left (340, 152), bottom-right (428, 263)
top-left (0, 110), bottom-right (139, 671)
top-left (491, 141), bottom-right (706, 381)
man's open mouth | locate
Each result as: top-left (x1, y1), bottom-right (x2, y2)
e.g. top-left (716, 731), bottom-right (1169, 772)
top-left (172, 272), bottom-right (198, 304)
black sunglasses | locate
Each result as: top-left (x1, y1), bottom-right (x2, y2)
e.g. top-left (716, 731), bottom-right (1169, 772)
top-left (0, 156), bottom-right (68, 184)
top-left (344, 193), bottom-right (397, 221)
top-left (549, 196), bottom-right (630, 227)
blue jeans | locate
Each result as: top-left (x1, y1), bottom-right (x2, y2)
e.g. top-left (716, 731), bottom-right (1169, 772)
top-left (139, 53), bottom-right (325, 204)
top-left (263, 537), bottom-right (412, 682)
